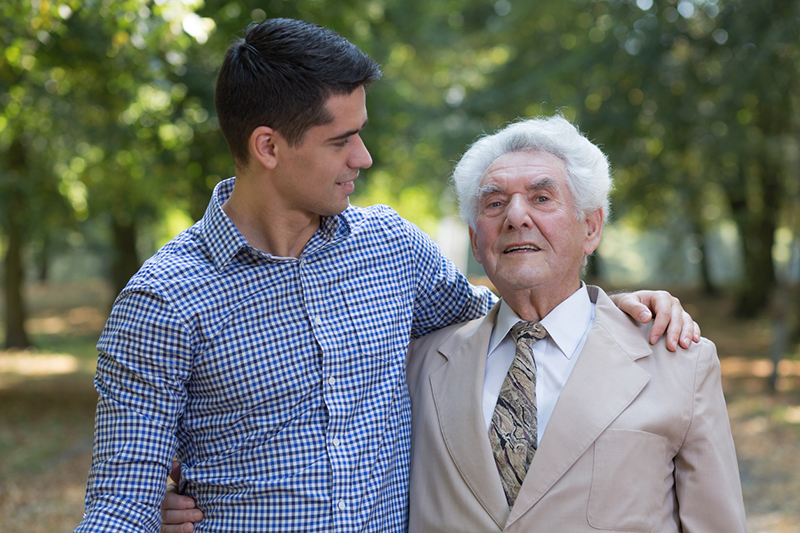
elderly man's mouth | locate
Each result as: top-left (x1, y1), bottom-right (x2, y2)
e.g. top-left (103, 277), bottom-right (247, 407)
top-left (503, 245), bottom-right (541, 253)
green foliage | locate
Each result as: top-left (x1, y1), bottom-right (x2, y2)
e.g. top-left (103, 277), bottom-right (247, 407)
top-left (1, 0), bottom-right (798, 313)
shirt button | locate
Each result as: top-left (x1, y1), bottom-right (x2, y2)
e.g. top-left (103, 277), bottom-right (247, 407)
top-left (315, 316), bottom-right (323, 326)
top-left (333, 437), bottom-right (340, 446)
top-left (328, 376), bottom-right (336, 386)
top-left (338, 499), bottom-right (345, 510)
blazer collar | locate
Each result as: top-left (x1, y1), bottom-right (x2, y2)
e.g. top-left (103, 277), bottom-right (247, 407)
top-left (506, 285), bottom-right (653, 526)
top-left (429, 301), bottom-right (512, 529)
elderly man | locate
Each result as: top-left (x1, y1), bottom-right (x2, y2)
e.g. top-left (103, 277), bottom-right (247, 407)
top-left (405, 116), bottom-right (746, 532)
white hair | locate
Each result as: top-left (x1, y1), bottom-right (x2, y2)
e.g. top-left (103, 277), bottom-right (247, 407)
top-left (452, 115), bottom-right (612, 228)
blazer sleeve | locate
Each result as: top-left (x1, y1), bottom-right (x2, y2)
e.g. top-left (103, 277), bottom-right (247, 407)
top-left (674, 339), bottom-right (747, 532)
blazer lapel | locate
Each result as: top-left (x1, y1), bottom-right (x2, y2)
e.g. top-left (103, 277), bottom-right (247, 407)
top-left (429, 303), bottom-right (511, 529)
top-left (507, 287), bottom-right (653, 526)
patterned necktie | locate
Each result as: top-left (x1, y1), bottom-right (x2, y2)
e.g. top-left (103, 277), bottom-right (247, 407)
top-left (489, 321), bottom-right (547, 508)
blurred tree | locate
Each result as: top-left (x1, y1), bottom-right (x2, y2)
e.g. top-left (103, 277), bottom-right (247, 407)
top-left (449, 0), bottom-right (799, 317)
top-left (0, 1), bottom-right (76, 348)
top-left (53, 0), bottom-right (219, 296)
top-left (2, 0), bottom-right (798, 349)
top-left (1, 138), bottom-right (32, 348)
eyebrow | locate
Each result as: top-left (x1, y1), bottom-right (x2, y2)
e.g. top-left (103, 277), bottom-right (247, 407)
top-left (477, 184), bottom-right (503, 198)
top-left (477, 176), bottom-right (559, 199)
top-left (326, 118), bottom-right (369, 143)
top-left (528, 177), bottom-right (558, 191)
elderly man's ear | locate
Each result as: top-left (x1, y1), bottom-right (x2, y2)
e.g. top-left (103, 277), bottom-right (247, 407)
top-left (583, 208), bottom-right (604, 256)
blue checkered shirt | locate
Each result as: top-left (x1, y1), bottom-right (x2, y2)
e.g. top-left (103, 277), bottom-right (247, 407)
top-left (77, 177), bottom-right (495, 533)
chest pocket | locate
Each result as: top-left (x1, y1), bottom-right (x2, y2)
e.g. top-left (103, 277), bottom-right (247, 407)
top-left (342, 284), bottom-right (411, 361)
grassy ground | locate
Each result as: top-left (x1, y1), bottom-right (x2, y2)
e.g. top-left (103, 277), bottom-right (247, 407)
top-left (1, 281), bottom-right (799, 532)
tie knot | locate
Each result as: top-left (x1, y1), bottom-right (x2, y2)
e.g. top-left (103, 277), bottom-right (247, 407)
top-left (511, 321), bottom-right (547, 345)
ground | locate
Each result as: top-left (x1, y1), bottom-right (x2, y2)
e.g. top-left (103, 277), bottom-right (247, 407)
top-left (1, 281), bottom-right (799, 532)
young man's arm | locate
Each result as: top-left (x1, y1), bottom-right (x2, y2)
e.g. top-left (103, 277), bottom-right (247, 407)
top-left (77, 288), bottom-right (192, 533)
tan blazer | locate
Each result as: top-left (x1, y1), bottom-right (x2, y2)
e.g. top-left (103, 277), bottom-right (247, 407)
top-left (406, 286), bottom-right (746, 533)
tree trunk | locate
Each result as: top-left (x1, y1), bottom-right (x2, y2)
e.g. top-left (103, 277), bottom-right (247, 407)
top-left (730, 210), bottom-right (776, 317)
top-left (696, 233), bottom-right (718, 297)
top-left (3, 136), bottom-right (32, 349)
top-left (4, 190), bottom-right (32, 349)
top-left (37, 233), bottom-right (50, 283)
top-left (111, 217), bottom-right (141, 298)
top-left (727, 159), bottom-right (779, 318)
top-left (686, 194), bottom-right (718, 297)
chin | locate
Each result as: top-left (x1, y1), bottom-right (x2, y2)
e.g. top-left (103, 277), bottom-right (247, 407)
top-left (493, 273), bottom-right (545, 292)
top-left (323, 200), bottom-right (350, 217)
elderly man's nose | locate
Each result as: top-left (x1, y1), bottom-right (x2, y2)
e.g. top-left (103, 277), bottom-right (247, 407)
top-left (505, 196), bottom-right (531, 229)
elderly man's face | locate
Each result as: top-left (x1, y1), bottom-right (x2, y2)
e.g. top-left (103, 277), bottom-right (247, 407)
top-left (469, 150), bottom-right (603, 302)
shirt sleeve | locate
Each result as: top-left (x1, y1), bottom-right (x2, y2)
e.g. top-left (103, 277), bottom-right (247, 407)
top-left (401, 217), bottom-right (496, 339)
top-left (674, 339), bottom-right (747, 533)
top-left (76, 287), bottom-right (194, 533)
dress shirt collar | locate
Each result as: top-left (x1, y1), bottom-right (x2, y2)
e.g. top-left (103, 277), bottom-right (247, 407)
top-left (201, 177), bottom-right (351, 270)
top-left (490, 282), bottom-right (593, 360)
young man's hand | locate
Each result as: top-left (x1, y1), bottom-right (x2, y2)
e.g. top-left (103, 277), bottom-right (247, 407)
top-left (611, 290), bottom-right (700, 351)
top-left (161, 461), bottom-right (204, 533)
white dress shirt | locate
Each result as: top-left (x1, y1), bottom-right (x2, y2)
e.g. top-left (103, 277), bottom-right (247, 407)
top-left (482, 284), bottom-right (596, 443)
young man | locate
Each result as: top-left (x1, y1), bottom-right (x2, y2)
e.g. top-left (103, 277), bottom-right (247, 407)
top-left (79, 19), bottom-right (697, 533)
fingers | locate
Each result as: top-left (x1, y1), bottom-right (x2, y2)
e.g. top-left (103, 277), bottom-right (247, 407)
top-left (648, 292), bottom-right (676, 349)
top-left (676, 315), bottom-right (701, 349)
top-left (162, 461), bottom-right (201, 532)
top-left (161, 522), bottom-right (195, 533)
top-left (162, 491), bottom-right (199, 511)
top-left (665, 300), bottom-right (683, 351)
top-left (618, 289), bottom-right (700, 351)
top-left (161, 508), bottom-right (204, 532)
top-left (161, 520), bottom-right (193, 533)
top-left (616, 292), bottom-right (653, 324)
top-left (161, 491), bottom-right (203, 530)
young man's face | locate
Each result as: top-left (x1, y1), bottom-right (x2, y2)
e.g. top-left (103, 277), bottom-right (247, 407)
top-left (272, 86), bottom-right (372, 218)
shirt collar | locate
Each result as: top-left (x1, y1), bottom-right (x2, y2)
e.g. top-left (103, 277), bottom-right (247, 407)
top-left (201, 178), bottom-right (250, 271)
top-left (200, 177), bottom-right (351, 270)
top-left (490, 282), bottom-right (594, 360)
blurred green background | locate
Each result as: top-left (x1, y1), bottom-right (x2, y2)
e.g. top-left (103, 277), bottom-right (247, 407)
top-left (1, 0), bottom-right (800, 531)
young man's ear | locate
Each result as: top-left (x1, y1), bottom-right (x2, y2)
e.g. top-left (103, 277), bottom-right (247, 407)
top-left (249, 126), bottom-right (279, 170)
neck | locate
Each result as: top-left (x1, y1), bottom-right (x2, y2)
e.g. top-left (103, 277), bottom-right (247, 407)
top-left (502, 279), bottom-right (582, 322)
top-left (223, 173), bottom-right (321, 258)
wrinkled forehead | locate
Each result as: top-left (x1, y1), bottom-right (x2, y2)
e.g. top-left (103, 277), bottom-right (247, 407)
top-left (478, 150), bottom-right (567, 189)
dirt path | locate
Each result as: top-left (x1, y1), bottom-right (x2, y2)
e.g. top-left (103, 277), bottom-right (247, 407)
top-left (0, 377), bottom-right (96, 533)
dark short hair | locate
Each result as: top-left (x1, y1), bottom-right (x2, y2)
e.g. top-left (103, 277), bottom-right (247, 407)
top-left (214, 18), bottom-right (382, 166)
